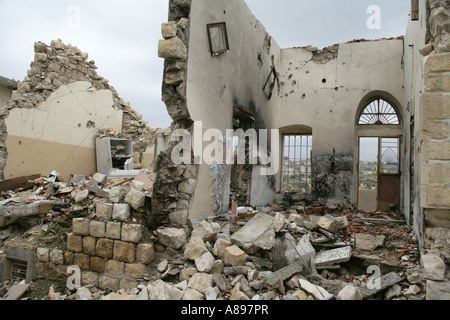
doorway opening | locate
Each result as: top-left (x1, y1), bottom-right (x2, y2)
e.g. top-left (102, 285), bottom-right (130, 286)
top-left (358, 137), bottom-right (401, 212)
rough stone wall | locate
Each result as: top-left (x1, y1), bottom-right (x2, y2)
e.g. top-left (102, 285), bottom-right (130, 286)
top-left (420, 1), bottom-right (450, 235)
top-left (409, 0), bottom-right (450, 261)
top-left (152, 0), bottom-right (199, 236)
top-left (0, 39), bottom-right (156, 180)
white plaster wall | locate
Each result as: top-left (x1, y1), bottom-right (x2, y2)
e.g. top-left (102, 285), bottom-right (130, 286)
top-left (268, 40), bottom-right (405, 156)
top-left (6, 81), bottom-right (122, 147)
top-left (4, 81), bottom-right (123, 180)
top-left (187, 0), bottom-right (282, 218)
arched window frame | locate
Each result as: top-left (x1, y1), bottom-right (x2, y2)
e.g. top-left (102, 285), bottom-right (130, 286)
top-left (358, 97), bottom-right (401, 126)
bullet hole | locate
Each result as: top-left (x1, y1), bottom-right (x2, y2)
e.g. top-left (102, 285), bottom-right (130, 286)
top-left (288, 74), bottom-right (293, 80)
top-left (86, 120), bottom-right (96, 129)
top-left (223, 10), bottom-right (226, 14)
top-left (302, 94), bottom-right (306, 99)
top-left (18, 141), bottom-right (22, 145)
top-left (322, 79), bottom-right (327, 83)
top-left (292, 80), bottom-right (297, 86)
top-left (306, 71), bottom-right (310, 74)
top-left (335, 87), bottom-right (339, 91)
top-left (78, 123), bottom-right (81, 128)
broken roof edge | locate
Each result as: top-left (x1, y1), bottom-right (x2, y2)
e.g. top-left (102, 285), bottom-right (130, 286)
top-left (284, 35), bottom-right (406, 52)
top-left (0, 76), bottom-right (18, 90)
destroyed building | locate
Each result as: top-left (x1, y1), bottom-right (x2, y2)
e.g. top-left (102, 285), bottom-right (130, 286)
top-left (0, 0), bottom-right (449, 301)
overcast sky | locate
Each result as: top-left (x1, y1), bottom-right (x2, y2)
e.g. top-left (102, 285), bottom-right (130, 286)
top-left (0, 0), bottom-right (410, 129)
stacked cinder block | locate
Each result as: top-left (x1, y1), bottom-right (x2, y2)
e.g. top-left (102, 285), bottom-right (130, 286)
top-left (35, 180), bottom-right (155, 291)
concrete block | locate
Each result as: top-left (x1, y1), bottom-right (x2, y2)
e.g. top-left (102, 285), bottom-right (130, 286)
top-left (315, 246), bottom-right (352, 267)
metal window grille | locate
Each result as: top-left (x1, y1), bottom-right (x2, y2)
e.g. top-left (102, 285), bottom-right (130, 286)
top-left (11, 260), bottom-right (28, 282)
top-left (282, 134), bottom-right (312, 193)
top-left (359, 98), bottom-right (400, 125)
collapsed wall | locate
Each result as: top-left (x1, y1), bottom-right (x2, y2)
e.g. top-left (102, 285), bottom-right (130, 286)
top-left (0, 39), bottom-right (159, 182)
top-left (152, 0), bottom-right (198, 236)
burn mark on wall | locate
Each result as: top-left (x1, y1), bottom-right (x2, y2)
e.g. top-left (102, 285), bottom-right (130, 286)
top-left (311, 153), bottom-right (354, 205)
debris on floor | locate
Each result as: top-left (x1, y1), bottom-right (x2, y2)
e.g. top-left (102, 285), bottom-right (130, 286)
top-left (1, 174), bottom-right (449, 300)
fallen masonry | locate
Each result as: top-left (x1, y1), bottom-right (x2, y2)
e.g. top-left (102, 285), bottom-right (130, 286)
top-left (1, 174), bottom-right (449, 300)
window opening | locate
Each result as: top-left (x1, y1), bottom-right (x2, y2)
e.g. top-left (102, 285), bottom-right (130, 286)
top-left (282, 134), bottom-right (312, 193)
top-left (207, 23), bottom-right (230, 56)
top-left (358, 98), bottom-right (400, 125)
top-left (11, 259), bottom-right (28, 282)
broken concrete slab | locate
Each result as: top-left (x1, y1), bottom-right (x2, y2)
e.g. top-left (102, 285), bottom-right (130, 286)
top-left (359, 272), bottom-right (402, 299)
top-left (298, 278), bottom-right (331, 300)
top-left (231, 213), bottom-right (276, 254)
top-left (315, 246), bottom-right (352, 267)
top-left (2, 283), bottom-right (31, 300)
top-left (267, 262), bottom-right (303, 289)
top-left (355, 233), bottom-right (385, 251)
top-left (421, 254), bottom-right (447, 281)
top-left (426, 280), bottom-right (450, 300)
top-left (337, 284), bottom-right (363, 300)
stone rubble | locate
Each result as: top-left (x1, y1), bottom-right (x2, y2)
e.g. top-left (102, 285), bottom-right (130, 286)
top-left (1, 179), bottom-right (449, 300)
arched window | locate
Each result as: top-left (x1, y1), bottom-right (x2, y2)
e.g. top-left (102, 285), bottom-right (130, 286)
top-left (358, 98), bottom-right (400, 125)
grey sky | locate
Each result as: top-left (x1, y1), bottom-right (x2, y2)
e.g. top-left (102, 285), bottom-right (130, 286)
top-left (0, 1), bottom-right (411, 129)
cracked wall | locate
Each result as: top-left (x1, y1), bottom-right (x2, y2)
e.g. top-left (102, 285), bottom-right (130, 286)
top-left (268, 39), bottom-right (405, 205)
top-left (0, 40), bottom-right (157, 182)
top-left (4, 81), bottom-right (123, 181)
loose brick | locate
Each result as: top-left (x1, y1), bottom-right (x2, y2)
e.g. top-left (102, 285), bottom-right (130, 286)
top-left (136, 243), bottom-right (155, 264)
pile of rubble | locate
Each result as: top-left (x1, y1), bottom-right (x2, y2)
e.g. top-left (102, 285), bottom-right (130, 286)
top-left (1, 174), bottom-right (449, 300)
